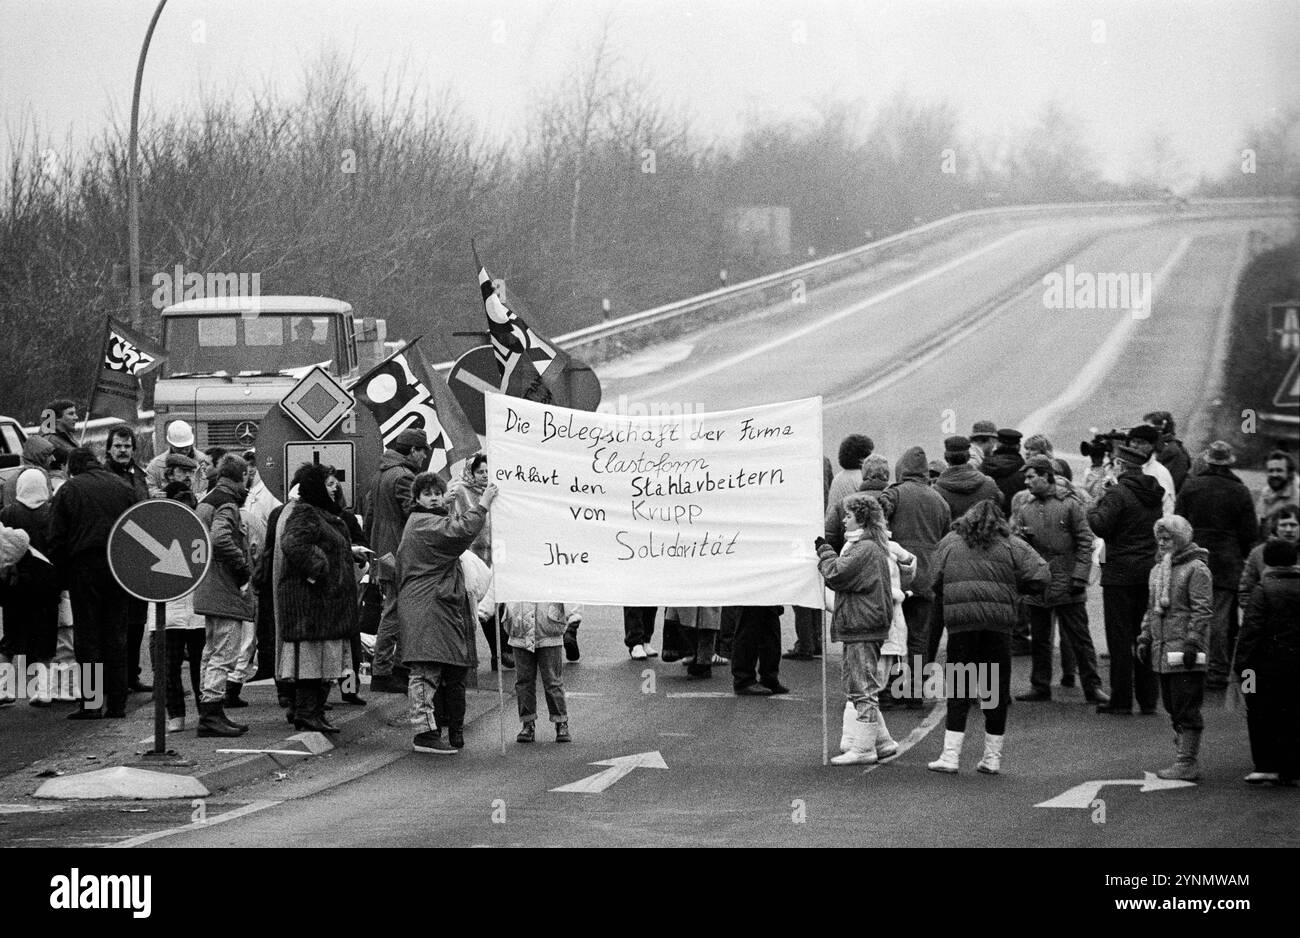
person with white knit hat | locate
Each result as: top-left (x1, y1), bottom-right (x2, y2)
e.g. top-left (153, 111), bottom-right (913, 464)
top-left (1138, 514), bottom-right (1212, 781)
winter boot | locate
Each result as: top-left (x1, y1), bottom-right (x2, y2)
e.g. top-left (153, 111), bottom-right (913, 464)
top-left (831, 719), bottom-right (879, 765)
top-left (977, 734), bottom-right (1004, 774)
top-left (1156, 728), bottom-right (1201, 780)
top-left (927, 730), bottom-right (965, 773)
top-left (224, 680), bottom-right (249, 708)
top-left (197, 701), bottom-right (246, 737)
top-left (839, 701), bottom-right (857, 753)
top-left (292, 681), bottom-right (332, 734)
top-left (875, 713), bottom-right (899, 760)
top-left (316, 682), bottom-right (341, 734)
top-left (516, 721), bottom-right (535, 743)
top-left (217, 705), bottom-right (249, 732)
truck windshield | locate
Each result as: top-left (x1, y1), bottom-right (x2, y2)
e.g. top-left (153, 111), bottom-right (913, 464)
top-left (162, 315), bottom-right (340, 376)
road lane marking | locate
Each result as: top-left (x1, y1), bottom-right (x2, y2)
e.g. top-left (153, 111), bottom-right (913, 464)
top-left (550, 751), bottom-right (669, 794)
top-left (1018, 236), bottom-right (1192, 440)
top-left (635, 230), bottom-right (1033, 399)
top-left (111, 799), bottom-right (282, 849)
top-left (1035, 773), bottom-right (1196, 808)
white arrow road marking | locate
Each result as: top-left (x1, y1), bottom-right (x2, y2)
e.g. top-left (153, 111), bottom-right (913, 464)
top-left (111, 800), bottom-right (282, 849)
top-left (550, 750), bottom-right (669, 794)
top-left (122, 520), bottom-right (192, 578)
top-left (1034, 772), bottom-right (1197, 809)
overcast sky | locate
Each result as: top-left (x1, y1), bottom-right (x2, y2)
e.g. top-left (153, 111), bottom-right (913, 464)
top-left (2, 0), bottom-right (1297, 183)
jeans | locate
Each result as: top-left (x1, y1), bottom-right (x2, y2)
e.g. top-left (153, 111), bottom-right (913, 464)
top-left (199, 617), bottom-right (245, 704)
top-left (373, 578), bottom-right (401, 677)
top-left (1158, 670), bottom-right (1205, 733)
top-left (623, 606), bottom-right (657, 649)
top-left (1207, 588), bottom-right (1237, 685)
top-left (792, 605), bottom-right (823, 653)
top-left (514, 645), bottom-right (567, 723)
top-left (1244, 669), bottom-right (1298, 779)
top-left (68, 562), bottom-right (129, 713)
top-left (409, 662), bottom-right (467, 733)
top-left (164, 629), bottom-right (205, 717)
top-left (231, 619), bottom-right (258, 684)
top-left (842, 640), bottom-right (883, 722)
top-left (944, 630), bottom-right (1011, 735)
top-left (730, 606), bottom-right (782, 687)
top-left (1028, 603), bottom-right (1102, 694)
top-left (1102, 584), bottom-right (1157, 711)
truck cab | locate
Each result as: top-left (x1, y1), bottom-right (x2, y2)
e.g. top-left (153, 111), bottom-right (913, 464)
top-left (152, 296), bottom-right (382, 453)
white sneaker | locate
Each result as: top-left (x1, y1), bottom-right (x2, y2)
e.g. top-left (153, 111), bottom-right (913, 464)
top-left (167, 716), bottom-right (185, 733)
top-left (643, 644), bottom-right (659, 657)
top-left (1245, 772), bottom-right (1280, 784)
top-left (629, 645), bottom-right (648, 660)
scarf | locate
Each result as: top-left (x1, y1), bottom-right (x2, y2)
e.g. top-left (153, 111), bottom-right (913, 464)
top-left (461, 457), bottom-right (487, 497)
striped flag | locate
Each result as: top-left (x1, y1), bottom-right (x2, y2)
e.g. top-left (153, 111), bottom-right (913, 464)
top-left (475, 249), bottom-right (566, 404)
top-left (349, 337), bottom-right (480, 478)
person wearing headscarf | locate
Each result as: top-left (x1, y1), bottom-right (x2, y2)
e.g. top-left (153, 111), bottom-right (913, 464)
top-left (448, 453), bottom-right (512, 669)
top-left (0, 515), bottom-right (59, 706)
top-left (1138, 515), bottom-right (1212, 781)
top-left (275, 463), bottom-right (361, 734)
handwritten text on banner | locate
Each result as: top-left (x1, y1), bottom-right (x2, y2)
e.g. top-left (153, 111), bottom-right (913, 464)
top-left (486, 394), bottom-right (824, 606)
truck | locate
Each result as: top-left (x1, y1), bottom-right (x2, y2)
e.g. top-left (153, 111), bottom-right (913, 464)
top-left (151, 296), bottom-right (386, 455)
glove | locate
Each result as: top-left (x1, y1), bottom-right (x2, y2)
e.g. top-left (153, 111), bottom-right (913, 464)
top-left (1069, 578), bottom-right (1087, 596)
top-left (1183, 641), bottom-right (1201, 670)
top-left (814, 537), bottom-right (829, 552)
top-left (1136, 642), bottom-right (1151, 666)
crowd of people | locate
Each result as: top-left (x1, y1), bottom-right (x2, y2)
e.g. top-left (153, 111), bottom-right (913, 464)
top-left (816, 414), bottom-right (1297, 785)
top-left (0, 401), bottom-right (1296, 787)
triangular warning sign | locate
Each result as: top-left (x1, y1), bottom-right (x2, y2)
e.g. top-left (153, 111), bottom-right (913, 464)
top-left (1273, 354), bottom-right (1300, 409)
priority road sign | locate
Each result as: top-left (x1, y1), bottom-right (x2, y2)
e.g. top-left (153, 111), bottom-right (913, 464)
top-left (107, 500), bottom-right (212, 603)
top-left (280, 365), bottom-right (355, 440)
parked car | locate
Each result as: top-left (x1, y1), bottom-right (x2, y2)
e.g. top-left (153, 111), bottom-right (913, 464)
top-left (0, 415), bottom-right (29, 506)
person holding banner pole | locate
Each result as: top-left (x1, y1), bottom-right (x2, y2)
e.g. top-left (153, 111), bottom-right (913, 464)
top-left (816, 494), bottom-right (897, 765)
top-left (398, 473), bottom-right (497, 754)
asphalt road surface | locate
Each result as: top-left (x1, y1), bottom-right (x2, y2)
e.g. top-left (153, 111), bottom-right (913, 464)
top-left (4, 204), bottom-right (1295, 849)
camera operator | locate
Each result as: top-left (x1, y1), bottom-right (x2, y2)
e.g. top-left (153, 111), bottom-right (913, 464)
top-left (1081, 428), bottom-right (1174, 516)
top-left (1142, 411), bottom-right (1191, 493)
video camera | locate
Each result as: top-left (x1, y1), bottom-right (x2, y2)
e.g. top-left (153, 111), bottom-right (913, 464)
top-left (1080, 428), bottom-right (1131, 461)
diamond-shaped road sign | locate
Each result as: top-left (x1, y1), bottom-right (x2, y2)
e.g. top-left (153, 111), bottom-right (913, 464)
top-left (280, 365), bottom-right (355, 439)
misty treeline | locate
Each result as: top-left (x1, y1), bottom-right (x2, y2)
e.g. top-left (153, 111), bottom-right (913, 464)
top-left (2, 47), bottom-right (1296, 424)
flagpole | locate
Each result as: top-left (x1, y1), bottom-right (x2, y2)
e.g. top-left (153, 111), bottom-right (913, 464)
top-left (81, 317), bottom-right (114, 444)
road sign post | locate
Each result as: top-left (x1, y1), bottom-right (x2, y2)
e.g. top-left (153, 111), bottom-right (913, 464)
top-left (108, 500), bottom-right (212, 760)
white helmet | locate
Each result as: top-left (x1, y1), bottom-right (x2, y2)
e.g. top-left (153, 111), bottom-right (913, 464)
top-left (166, 419), bottom-right (195, 449)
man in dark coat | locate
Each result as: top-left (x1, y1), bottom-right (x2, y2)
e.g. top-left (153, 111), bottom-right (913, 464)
top-left (934, 435), bottom-right (1002, 521)
top-left (1087, 445), bottom-right (1165, 715)
top-left (48, 447), bottom-right (139, 718)
top-left (39, 398), bottom-right (79, 467)
top-left (1142, 411), bottom-right (1191, 492)
top-left (1174, 440), bottom-right (1259, 689)
top-left (363, 428), bottom-right (431, 692)
top-left (1236, 538), bottom-right (1300, 785)
top-left (979, 428), bottom-right (1027, 515)
top-left (1012, 457), bottom-right (1107, 704)
top-left (878, 446), bottom-right (951, 705)
top-left (104, 423), bottom-right (152, 694)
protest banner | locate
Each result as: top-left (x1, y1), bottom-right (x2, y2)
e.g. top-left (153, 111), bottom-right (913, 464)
top-left (486, 394), bottom-right (824, 607)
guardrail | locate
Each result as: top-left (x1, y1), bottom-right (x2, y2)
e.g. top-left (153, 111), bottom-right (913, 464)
top-left (432, 195), bottom-right (1296, 371)
top-left (18, 197), bottom-right (1293, 446)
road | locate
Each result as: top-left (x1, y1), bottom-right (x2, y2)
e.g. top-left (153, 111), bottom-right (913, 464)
top-left (4, 204), bottom-right (1295, 849)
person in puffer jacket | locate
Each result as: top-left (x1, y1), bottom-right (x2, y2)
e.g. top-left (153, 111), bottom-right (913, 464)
top-left (1138, 515), bottom-right (1212, 781)
top-left (1235, 538), bottom-right (1300, 786)
top-left (816, 493), bottom-right (895, 766)
top-left (502, 602), bottom-right (580, 743)
top-left (927, 500), bottom-right (1049, 775)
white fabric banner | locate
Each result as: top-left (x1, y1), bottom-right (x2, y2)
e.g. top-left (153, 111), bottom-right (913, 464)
top-left (486, 394), bottom-right (824, 606)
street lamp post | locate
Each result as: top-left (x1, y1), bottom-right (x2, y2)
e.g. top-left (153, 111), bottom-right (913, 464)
top-left (128, 0), bottom-right (169, 332)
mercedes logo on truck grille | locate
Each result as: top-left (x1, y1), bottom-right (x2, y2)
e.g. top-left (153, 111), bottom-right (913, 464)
top-left (235, 421), bottom-right (258, 445)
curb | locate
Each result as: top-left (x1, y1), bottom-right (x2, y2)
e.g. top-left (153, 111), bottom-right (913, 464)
top-left (194, 687), bottom-right (509, 793)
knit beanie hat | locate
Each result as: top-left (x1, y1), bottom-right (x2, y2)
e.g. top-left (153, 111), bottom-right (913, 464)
top-left (860, 454), bottom-right (891, 488)
top-left (15, 468), bottom-right (49, 509)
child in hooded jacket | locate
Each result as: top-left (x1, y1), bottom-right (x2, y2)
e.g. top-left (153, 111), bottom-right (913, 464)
top-left (502, 602), bottom-right (580, 743)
